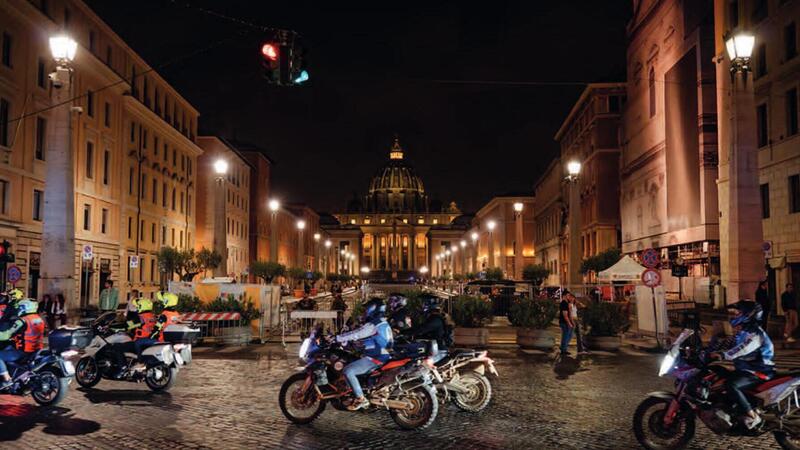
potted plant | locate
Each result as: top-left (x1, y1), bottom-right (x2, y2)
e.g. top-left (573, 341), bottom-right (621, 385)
top-left (287, 267), bottom-right (308, 297)
top-left (581, 301), bottom-right (630, 352)
top-left (206, 294), bottom-right (260, 345)
top-left (451, 295), bottom-right (494, 347)
top-left (508, 297), bottom-right (558, 351)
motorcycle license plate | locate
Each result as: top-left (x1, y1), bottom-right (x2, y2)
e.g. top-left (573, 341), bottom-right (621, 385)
top-left (63, 360), bottom-right (76, 376)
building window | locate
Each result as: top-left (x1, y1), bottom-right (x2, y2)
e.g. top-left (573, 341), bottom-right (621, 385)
top-left (104, 102), bottom-right (111, 127)
top-left (760, 184), bottom-right (770, 219)
top-left (752, 0), bottom-right (768, 23)
top-left (83, 204), bottom-right (91, 231)
top-left (130, 122), bottom-right (136, 142)
top-left (172, 149), bottom-right (177, 167)
top-left (33, 189), bottom-right (43, 221)
top-left (648, 68), bottom-right (656, 118)
top-left (180, 230), bottom-right (184, 248)
top-left (151, 223), bottom-right (156, 243)
top-left (756, 44), bottom-right (768, 78)
top-left (163, 143), bottom-right (168, 162)
top-left (86, 90), bottom-right (95, 117)
top-left (171, 188), bottom-right (176, 211)
top-left (142, 129), bottom-right (148, 149)
top-left (162, 225), bottom-right (167, 244)
top-left (0, 179), bottom-right (7, 214)
top-left (790, 174), bottom-right (800, 214)
top-left (150, 257), bottom-right (155, 281)
top-left (85, 142), bottom-right (94, 178)
top-left (757, 103), bottom-right (769, 147)
top-left (0, 98), bottom-right (9, 147)
top-left (786, 22), bottom-right (797, 61)
top-left (180, 192), bottom-right (184, 213)
top-left (103, 150), bottom-right (110, 185)
top-left (129, 167), bottom-right (134, 194)
top-left (128, 217), bottom-right (132, 239)
top-left (152, 178), bottom-right (157, 203)
top-left (162, 182), bottom-right (167, 207)
top-left (2, 32), bottom-right (12, 67)
top-left (153, 136), bottom-right (159, 156)
top-left (787, 88), bottom-right (798, 136)
top-left (101, 208), bottom-right (108, 234)
top-left (140, 220), bottom-right (145, 241)
top-left (187, 194), bottom-right (192, 216)
top-left (106, 45), bottom-right (112, 66)
top-left (35, 117), bottom-right (46, 160)
top-left (37, 58), bottom-right (46, 88)
top-left (140, 174), bottom-right (147, 199)
top-left (171, 228), bottom-right (175, 246)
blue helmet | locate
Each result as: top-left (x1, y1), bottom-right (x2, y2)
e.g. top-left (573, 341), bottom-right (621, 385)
top-left (362, 298), bottom-right (386, 322)
top-left (729, 301), bottom-right (762, 329)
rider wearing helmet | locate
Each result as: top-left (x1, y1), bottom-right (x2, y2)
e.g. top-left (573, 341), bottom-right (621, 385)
top-left (126, 295), bottom-right (156, 341)
top-left (0, 298), bottom-right (44, 390)
top-left (336, 297), bottom-right (393, 411)
top-left (152, 292), bottom-right (181, 342)
top-left (0, 289), bottom-right (24, 321)
top-left (387, 293), bottom-right (411, 332)
top-left (402, 295), bottom-right (450, 360)
top-left (713, 300), bottom-right (775, 430)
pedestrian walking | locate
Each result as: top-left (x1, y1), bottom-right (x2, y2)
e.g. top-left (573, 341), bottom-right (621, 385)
top-left (755, 280), bottom-right (771, 333)
top-left (99, 279), bottom-right (119, 313)
top-left (559, 290), bottom-right (575, 356)
top-left (783, 283), bottom-right (797, 342)
top-left (331, 293), bottom-right (348, 331)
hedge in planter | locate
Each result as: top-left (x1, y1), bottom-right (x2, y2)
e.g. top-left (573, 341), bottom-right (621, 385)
top-left (508, 298), bottom-right (558, 351)
top-left (581, 301), bottom-right (630, 351)
top-left (451, 295), bottom-right (493, 347)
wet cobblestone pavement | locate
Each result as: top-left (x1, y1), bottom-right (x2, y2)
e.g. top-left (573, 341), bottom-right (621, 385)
top-left (1, 347), bottom-right (782, 449)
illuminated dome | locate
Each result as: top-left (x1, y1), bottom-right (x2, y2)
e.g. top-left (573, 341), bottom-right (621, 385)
top-left (363, 137), bottom-right (428, 213)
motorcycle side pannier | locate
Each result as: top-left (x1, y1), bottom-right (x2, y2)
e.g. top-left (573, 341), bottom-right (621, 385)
top-left (48, 326), bottom-right (93, 352)
top-left (162, 324), bottom-right (201, 344)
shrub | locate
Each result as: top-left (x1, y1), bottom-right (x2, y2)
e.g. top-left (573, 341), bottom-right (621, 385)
top-left (484, 267), bottom-right (504, 281)
top-left (582, 301), bottom-right (630, 337)
top-left (522, 264), bottom-right (550, 286)
top-left (250, 261), bottom-right (286, 283)
top-left (176, 294), bottom-right (202, 313)
top-left (450, 295), bottom-right (494, 328)
top-left (508, 298), bottom-right (558, 329)
top-left (205, 294), bottom-right (260, 323)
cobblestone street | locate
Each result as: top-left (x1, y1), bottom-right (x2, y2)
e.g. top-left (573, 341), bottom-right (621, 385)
top-left (0, 346), bottom-right (785, 450)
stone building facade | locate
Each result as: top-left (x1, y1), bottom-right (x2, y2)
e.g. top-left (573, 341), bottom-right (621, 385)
top-left (534, 159), bottom-right (565, 286)
top-left (0, 0), bottom-right (200, 310)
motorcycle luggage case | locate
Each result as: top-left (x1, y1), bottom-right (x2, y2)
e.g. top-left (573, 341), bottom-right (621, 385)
top-left (162, 324), bottom-right (200, 344)
top-left (48, 326), bottom-right (93, 352)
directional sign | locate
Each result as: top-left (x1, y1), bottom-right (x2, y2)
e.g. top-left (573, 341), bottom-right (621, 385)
top-left (641, 268), bottom-right (662, 288)
top-left (129, 255), bottom-right (139, 269)
top-left (642, 248), bottom-right (660, 269)
top-left (6, 265), bottom-right (21, 285)
top-left (82, 244), bottom-right (94, 260)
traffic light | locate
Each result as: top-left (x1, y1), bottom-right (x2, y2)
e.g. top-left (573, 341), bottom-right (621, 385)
top-left (259, 34), bottom-right (310, 86)
top-left (0, 240), bottom-right (13, 263)
top-left (260, 41), bottom-right (281, 84)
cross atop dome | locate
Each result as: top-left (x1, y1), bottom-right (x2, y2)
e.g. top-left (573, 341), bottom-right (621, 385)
top-left (389, 135), bottom-right (404, 160)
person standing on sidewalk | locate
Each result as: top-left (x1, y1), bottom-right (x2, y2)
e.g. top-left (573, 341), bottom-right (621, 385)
top-left (755, 280), bottom-right (771, 333)
top-left (568, 292), bottom-right (589, 355)
top-left (99, 280), bottom-right (119, 314)
top-left (783, 283), bottom-right (797, 342)
top-left (559, 290), bottom-right (575, 356)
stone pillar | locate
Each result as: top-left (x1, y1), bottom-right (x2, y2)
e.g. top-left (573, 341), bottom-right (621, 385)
top-left (40, 68), bottom-right (77, 312)
top-left (410, 233), bottom-right (417, 269)
top-left (567, 178), bottom-right (582, 289)
top-left (487, 230), bottom-right (495, 269)
top-left (716, 62), bottom-right (764, 304)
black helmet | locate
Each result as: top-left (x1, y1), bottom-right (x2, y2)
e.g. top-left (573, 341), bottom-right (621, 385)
top-left (421, 295), bottom-right (440, 313)
top-left (728, 300), bottom-right (763, 329)
top-left (362, 298), bottom-right (386, 322)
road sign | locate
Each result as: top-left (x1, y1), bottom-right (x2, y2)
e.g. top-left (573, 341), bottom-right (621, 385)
top-left (762, 241), bottom-right (773, 258)
top-left (82, 244), bottom-right (93, 260)
top-left (129, 255), bottom-right (139, 268)
top-left (641, 268), bottom-right (662, 288)
top-left (642, 248), bottom-right (660, 268)
top-left (6, 265), bottom-right (21, 285)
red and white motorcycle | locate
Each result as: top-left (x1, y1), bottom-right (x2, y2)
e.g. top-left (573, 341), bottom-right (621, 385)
top-left (634, 329), bottom-right (800, 450)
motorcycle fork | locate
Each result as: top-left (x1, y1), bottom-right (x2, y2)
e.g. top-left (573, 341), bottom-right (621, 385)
top-left (664, 383), bottom-right (686, 427)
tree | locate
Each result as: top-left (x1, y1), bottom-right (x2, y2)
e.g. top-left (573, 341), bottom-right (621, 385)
top-left (484, 267), bottom-right (504, 281)
top-left (522, 264), bottom-right (550, 287)
top-left (157, 247), bottom-right (223, 284)
top-left (287, 267), bottom-right (307, 289)
top-left (157, 247), bottom-right (184, 288)
top-left (580, 247), bottom-right (622, 275)
top-left (196, 247), bottom-right (223, 278)
top-left (250, 260), bottom-right (285, 283)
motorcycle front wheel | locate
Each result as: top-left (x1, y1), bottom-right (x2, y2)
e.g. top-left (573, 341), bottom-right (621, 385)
top-left (145, 364), bottom-right (177, 392)
top-left (452, 371), bottom-right (492, 413)
top-left (633, 396), bottom-right (695, 450)
top-left (279, 373), bottom-right (326, 424)
top-left (31, 368), bottom-right (69, 406)
top-left (389, 384), bottom-right (438, 430)
top-left (75, 357), bottom-right (102, 388)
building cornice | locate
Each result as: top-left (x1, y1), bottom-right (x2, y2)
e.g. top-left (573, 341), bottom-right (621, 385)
top-left (124, 96), bottom-right (203, 157)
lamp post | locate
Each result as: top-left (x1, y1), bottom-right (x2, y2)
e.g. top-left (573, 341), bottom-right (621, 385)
top-left (41, 35), bottom-right (78, 311)
top-left (268, 199), bottom-right (280, 262)
top-left (470, 231), bottom-right (479, 273)
top-left (460, 240), bottom-right (467, 277)
top-left (486, 220), bottom-right (496, 270)
top-left (513, 202), bottom-right (524, 280)
top-left (718, 30), bottom-right (763, 305)
top-left (296, 219), bottom-right (306, 270)
top-left (313, 232), bottom-right (321, 272)
top-left (211, 159), bottom-right (229, 277)
top-left (566, 159), bottom-right (582, 291)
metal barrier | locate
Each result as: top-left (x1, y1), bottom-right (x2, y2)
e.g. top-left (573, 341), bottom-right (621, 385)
top-left (665, 300), bottom-right (697, 327)
top-left (272, 288), bottom-right (359, 346)
top-left (181, 312), bottom-right (250, 345)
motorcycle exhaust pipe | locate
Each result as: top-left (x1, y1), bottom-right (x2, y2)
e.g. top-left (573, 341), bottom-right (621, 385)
top-left (370, 398), bottom-right (414, 410)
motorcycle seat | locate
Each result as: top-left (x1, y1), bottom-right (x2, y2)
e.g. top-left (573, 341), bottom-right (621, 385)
top-left (748, 375), bottom-right (795, 393)
top-left (378, 358), bottom-right (411, 372)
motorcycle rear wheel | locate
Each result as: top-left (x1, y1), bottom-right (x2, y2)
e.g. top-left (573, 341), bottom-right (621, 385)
top-left (633, 396), bottom-right (695, 450)
top-left (75, 357), bottom-right (102, 388)
top-left (389, 384), bottom-right (438, 430)
top-left (452, 371), bottom-right (492, 413)
top-left (775, 431), bottom-right (800, 449)
top-left (145, 364), bottom-right (177, 392)
top-left (279, 373), bottom-right (326, 424)
top-left (31, 368), bottom-right (69, 407)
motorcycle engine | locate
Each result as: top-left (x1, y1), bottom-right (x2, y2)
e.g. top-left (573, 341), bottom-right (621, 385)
top-left (698, 408), bottom-right (733, 433)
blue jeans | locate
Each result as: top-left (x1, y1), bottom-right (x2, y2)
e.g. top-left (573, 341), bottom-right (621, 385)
top-left (0, 345), bottom-right (24, 376)
top-left (559, 323), bottom-right (574, 354)
top-left (343, 356), bottom-right (379, 398)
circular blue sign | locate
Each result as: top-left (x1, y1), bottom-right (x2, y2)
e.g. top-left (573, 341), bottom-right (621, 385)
top-left (7, 265), bottom-right (21, 284)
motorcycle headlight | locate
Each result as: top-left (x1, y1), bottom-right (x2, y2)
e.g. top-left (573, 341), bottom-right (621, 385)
top-left (299, 338), bottom-right (311, 360)
top-left (658, 354), bottom-right (675, 377)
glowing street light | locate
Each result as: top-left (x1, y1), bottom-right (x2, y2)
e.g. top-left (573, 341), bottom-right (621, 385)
top-left (313, 233), bottom-right (321, 241)
top-left (487, 220), bottom-right (496, 231)
top-left (213, 158), bottom-right (229, 176)
top-left (566, 160), bottom-right (582, 179)
top-left (725, 31), bottom-right (755, 73)
top-left (471, 232), bottom-right (479, 242)
top-left (460, 240), bottom-right (467, 248)
top-left (419, 266), bottom-right (429, 274)
top-left (513, 202), bottom-right (524, 212)
top-left (324, 240), bottom-right (332, 248)
top-left (49, 35), bottom-right (78, 64)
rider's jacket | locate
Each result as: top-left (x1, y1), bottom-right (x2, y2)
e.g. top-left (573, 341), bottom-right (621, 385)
top-left (336, 317), bottom-right (393, 362)
top-left (722, 327), bottom-right (775, 376)
top-left (389, 307), bottom-right (411, 331)
top-left (403, 312), bottom-right (445, 347)
top-left (0, 314), bottom-right (44, 352)
top-left (154, 310), bottom-right (181, 341)
top-left (134, 312), bottom-right (156, 340)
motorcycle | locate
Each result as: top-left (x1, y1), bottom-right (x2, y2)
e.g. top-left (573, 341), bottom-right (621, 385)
top-left (74, 312), bottom-right (197, 392)
top-left (432, 349), bottom-right (497, 412)
top-left (1, 326), bottom-right (85, 406)
top-left (279, 327), bottom-right (440, 430)
top-left (633, 328), bottom-right (800, 450)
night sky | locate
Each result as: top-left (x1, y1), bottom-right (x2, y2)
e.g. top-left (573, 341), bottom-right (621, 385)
top-left (85, 0), bottom-right (631, 213)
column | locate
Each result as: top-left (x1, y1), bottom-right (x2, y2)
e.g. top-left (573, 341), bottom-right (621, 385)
top-left (487, 231), bottom-right (494, 268)
top-left (515, 211), bottom-right (524, 280)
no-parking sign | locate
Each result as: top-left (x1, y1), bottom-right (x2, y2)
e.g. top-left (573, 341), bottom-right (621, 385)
top-left (642, 248), bottom-right (660, 268)
top-left (6, 265), bottom-right (21, 286)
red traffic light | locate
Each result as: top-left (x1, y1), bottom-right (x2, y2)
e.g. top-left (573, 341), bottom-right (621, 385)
top-left (261, 43), bottom-right (278, 61)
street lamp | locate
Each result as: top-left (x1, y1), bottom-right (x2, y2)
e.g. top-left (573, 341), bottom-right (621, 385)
top-left (513, 202), bottom-right (524, 213)
top-left (296, 220), bottom-right (306, 270)
top-left (725, 31), bottom-right (755, 74)
top-left (213, 158), bottom-right (229, 177)
top-left (268, 199), bottom-right (280, 212)
top-left (211, 158), bottom-right (229, 277)
top-left (566, 160), bottom-right (582, 180)
top-left (41, 34), bottom-right (78, 309)
top-left (513, 202), bottom-right (524, 280)
top-left (486, 220), bottom-right (496, 269)
top-left (268, 199), bottom-right (280, 262)
top-left (566, 159), bottom-right (582, 290)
